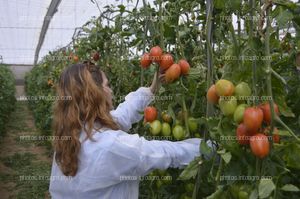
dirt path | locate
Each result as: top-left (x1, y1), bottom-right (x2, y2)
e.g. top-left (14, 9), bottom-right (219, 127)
top-left (0, 101), bottom-right (52, 199)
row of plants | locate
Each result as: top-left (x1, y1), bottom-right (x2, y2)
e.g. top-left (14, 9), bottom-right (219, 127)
top-left (0, 64), bottom-right (16, 135)
top-left (25, 0), bottom-right (300, 198)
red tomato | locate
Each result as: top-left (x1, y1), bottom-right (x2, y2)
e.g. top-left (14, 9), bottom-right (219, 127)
top-left (160, 53), bottom-right (174, 70)
top-left (207, 84), bottom-right (220, 104)
top-left (144, 106), bottom-right (158, 122)
top-left (250, 134), bottom-right (270, 158)
top-left (264, 127), bottom-right (280, 143)
top-left (243, 107), bottom-right (263, 134)
top-left (93, 52), bottom-right (100, 61)
top-left (260, 103), bottom-right (280, 124)
top-left (165, 64), bottom-right (181, 83)
top-left (140, 53), bottom-right (152, 68)
top-left (150, 46), bottom-right (163, 63)
top-left (178, 59), bottom-right (190, 75)
top-left (273, 133), bottom-right (280, 143)
top-left (73, 55), bottom-right (79, 63)
top-left (236, 123), bottom-right (250, 145)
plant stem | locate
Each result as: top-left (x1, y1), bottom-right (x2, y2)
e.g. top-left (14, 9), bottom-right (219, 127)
top-left (141, 0), bottom-right (148, 86)
top-left (182, 96), bottom-right (190, 137)
top-left (264, 3), bottom-right (276, 132)
top-left (250, 0), bottom-right (258, 105)
top-left (193, 2), bottom-right (214, 198)
top-left (158, 0), bottom-right (164, 48)
top-left (237, 11), bottom-right (241, 46)
top-left (255, 158), bottom-right (261, 188)
top-left (275, 116), bottom-right (300, 141)
top-left (192, 164), bottom-right (202, 199)
top-left (205, 0), bottom-right (214, 119)
top-left (157, 0), bottom-right (164, 76)
top-left (215, 158), bottom-right (223, 188)
top-left (271, 68), bottom-right (287, 85)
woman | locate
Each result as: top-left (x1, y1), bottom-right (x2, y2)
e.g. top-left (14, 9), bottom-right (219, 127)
top-left (49, 62), bottom-right (210, 199)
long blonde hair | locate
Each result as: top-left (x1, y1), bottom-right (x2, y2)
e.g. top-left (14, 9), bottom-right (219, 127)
top-left (53, 62), bottom-right (118, 176)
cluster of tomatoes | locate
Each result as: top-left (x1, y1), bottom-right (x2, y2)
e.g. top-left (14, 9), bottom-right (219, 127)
top-left (140, 46), bottom-right (190, 83)
top-left (207, 79), bottom-right (281, 159)
top-left (62, 50), bottom-right (100, 63)
top-left (143, 106), bottom-right (199, 140)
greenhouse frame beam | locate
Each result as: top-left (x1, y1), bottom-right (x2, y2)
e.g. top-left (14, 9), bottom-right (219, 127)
top-left (33, 0), bottom-right (62, 65)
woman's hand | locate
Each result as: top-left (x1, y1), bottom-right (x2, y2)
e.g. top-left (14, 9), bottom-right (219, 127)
top-left (149, 72), bottom-right (165, 94)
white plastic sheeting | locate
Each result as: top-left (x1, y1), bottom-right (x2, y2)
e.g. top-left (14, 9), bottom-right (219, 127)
top-left (0, 0), bottom-right (148, 65)
top-left (0, 0), bottom-right (51, 64)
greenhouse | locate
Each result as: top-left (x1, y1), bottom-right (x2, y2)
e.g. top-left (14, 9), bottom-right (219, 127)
top-left (0, 0), bottom-right (300, 198)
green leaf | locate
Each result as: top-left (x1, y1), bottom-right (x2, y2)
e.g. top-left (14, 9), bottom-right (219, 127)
top-left (277, 100), bottom-right (295, 117)
top-left (207, 186), bottom-right (225, 199)
top-left (277, 130), bottom-right (292, 136)
top-left (117, 5), bottom-right (126, 13)
top-left (167, 102), bottom-right (176, 124)
top-left (226, 0), bottom-right (241, 11)
top-left (221, 152), bottom-right (232, 164)
top-left (281, 184), bottom-right (300, 192)
top-left (200, 140), bottom-right (213, 157)
top-left (283, 143), bottom-right (300, 169)
top-left (178, 156), bottom-right (201, 180)
top-left (273, 0), bottom-right (297, 9)
top-left (214, 0), bottom-right (225, 9)
top-left (276, 9), bottom-right (294, 28)
top-left (258, 179), bottom-right (276, 198)
top-left (217, 149), bottom-right (226, 154)
top-left (249, 189), bottom-right (258, 199)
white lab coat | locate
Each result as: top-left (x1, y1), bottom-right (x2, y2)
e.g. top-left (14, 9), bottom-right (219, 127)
top-left (49, 87), bottom-right (203, 199)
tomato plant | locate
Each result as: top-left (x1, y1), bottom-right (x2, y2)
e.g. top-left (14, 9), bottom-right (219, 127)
top-left (0, 64), bottom-right (16, 135)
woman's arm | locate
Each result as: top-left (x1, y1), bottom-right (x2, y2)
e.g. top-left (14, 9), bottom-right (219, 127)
top-left (98, 131), bottom-right (214, 183)
top-left (110, 72), bottom-right (163, 132)
top-left (110, 87), bottom-right (154, 132)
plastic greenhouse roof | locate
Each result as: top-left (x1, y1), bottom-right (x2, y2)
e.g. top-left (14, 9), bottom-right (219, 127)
top-left (0, 0), bottom-right (153, 65)
top-left (1, 0), bottom-right (297, 65)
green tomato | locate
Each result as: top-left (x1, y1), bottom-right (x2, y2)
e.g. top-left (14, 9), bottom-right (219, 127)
top-left (188, 117), bottom-right (198, 133)
top-left (234, 104), bottom-right (247, 124)
top-left (172, 125), bottom-right (185, 140)
top-left (150, 120), bottom-right (162, 135)
top-left (177, 110), bottom-right (188, 122)
top-left (230, 185), bottom-right (240, 199)
top-left (161, 111), bottom-right (172, 123)
top-left (238, 191), bottom-right (249, 199)
top-left (161, 122), bottom-right (171, 136)
top-left (235, 82), bottom-right (251, 101)
top-left (174, 119), bottom-right (182, 125)
top-left (219, 96), bottom-right (237, 116)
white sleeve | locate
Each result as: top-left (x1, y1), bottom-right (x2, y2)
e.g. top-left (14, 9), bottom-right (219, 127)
top-left (110, 87), bottom-right (154, 132)
top-left (98, 132), bottom-right (204, 183)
